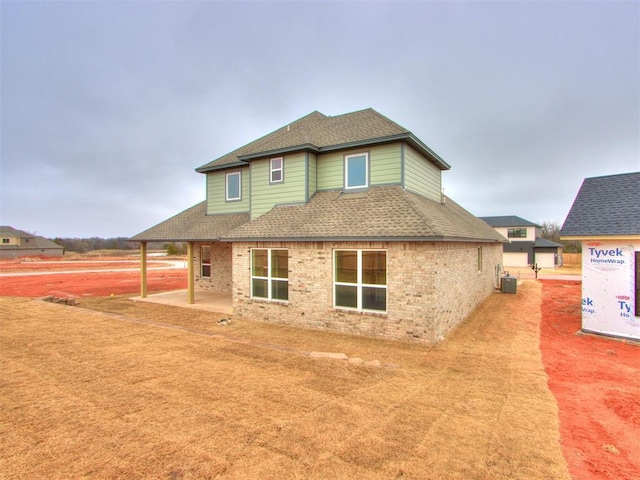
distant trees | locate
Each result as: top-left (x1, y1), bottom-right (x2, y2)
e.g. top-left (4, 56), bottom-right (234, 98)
top-left (164, 242), bottom-right (187, 256)
top-left (51, 237), bottom-right (166, 253)
top-left (540, 220), bottom-right (581, 253)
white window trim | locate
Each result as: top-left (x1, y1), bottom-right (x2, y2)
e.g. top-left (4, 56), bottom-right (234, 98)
top-left (344, 152), bottom-right (369, 190)
top-left (251, 248), bottom-right (289, 302)
top-left (333, 249), bottom-right (387, 313)
top-left (225, 171), bottom-right (241, 202)
top-left (270, 157), bottom-right (284, 184)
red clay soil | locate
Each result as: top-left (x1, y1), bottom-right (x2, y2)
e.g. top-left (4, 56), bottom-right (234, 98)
top-left (0, 258), bottom-right (173, 273)
top-left (540, 280), bottom-right (640, 480)
top-left (0, 270), bottom-right (187, 298)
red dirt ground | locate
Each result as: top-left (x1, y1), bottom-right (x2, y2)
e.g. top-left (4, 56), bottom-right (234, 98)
top-left (0, 269), bottom-right (186, 297)
top-left (540, 280), bottom-right (640, 480)
top-left (0, 257), bottom-right (174, 273)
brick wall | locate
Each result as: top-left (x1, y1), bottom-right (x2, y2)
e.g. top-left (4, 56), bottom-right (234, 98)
top-left (194, 242), bottom-right (233, 294)
top-left (232, 240), bottom-right (502, 344)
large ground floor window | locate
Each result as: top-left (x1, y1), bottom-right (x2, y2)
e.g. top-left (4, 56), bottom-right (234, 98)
top-left (334, 249), bottom-right (387, 312)
top-left (251, 248), bottom-right (288, 301)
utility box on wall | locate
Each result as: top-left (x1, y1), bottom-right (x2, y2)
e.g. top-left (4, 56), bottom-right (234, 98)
top-left (501, 276), bottom-right (517, 294)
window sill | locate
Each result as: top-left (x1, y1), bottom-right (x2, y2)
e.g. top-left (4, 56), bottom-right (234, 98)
top-left (250, 297), bottom-right (289, 306)
top-left (334, 307), bottom-right (387, 317)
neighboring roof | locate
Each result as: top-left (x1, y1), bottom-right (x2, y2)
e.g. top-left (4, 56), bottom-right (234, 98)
top-left (222, 185), bottom-right (506, 243)
top-left (561, 172), bottom-right (640, 237)
top-left (479, 216), bottom-right (540, 228)
top-left (130, 202), bottom-right (250, 242)
top-left (0, 226), bottom-right (33, 238)
top-left (533, 237), bottom-right (563, 248)
top-left (196, 108), bottom-right (450, 173)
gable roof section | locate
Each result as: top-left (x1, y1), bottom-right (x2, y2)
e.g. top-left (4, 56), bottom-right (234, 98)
top-left (196, 108), bottom-right (450, 173)
top-left (479, 216), bottom-right (540, 228)
top-left (130, 202), bottom-right (250, 242)
top-left (0, 226), bottom-right (34, 238)
top-left (222, 186), bottom-right (506, 243)
top-left (561, 172), bottom-right (640, 237)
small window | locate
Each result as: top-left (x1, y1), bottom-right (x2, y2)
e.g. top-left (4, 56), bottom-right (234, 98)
top-left (201, 246), bottom-right (211, 277)
top-left (477, 246), bottom-right (483, 272)
top-left (270, 157), bottom-right (284, 183)
top-left (507, 228), bottom-right (527, 238)
top-left (251, 249), bottom-right (288, 301)
top-left (226, 172), bottom-right (241, 201)
top-left (2, 238), bottom-right (9, 244)
top-left (344, 153), bottom-right (368, 190)
top-left (334, 249), bottom-right (386, 312)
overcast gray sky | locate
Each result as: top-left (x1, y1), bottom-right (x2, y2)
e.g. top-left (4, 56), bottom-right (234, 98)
top-left (1, 1), bottom-right (638, 239)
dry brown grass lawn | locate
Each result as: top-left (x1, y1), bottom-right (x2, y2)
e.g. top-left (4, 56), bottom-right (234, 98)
top-left (1, 282), bottom-right (570, 479)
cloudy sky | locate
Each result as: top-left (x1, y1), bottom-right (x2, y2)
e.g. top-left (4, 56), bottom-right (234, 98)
top-left (2, 1), bottom-right (638, 239)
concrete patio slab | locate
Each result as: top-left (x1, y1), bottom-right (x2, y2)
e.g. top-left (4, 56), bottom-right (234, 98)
top-left (130, 290), bottom-right (233, 315)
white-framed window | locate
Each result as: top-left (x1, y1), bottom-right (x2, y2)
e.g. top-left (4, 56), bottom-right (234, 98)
top-left (226, 171), bottom-right (241, 201)
top-left (251, 248), bottom-right (289, 301)
top-left (334, 249), bottom-right (386, 312)
top-left (507, 228), bottom-right (527, 238)
top-left (270, 157), bottom-right (284, 184)
top-left (344, 152), bottom-right (369, 190)
top-left (201, 245), bottom-right (211, 277)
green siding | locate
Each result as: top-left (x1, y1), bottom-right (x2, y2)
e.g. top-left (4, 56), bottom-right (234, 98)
top-left (251, 153), bottom-right (307, 219)
top-left (370, 143), bottom-right (401, 185)
top-left (307, 152), bottom-right (317, 199)
top-left (206, 167), bottom-right (250, 214)
top-left (317, 143), bottom-right (402, 190)
top-left (404, 144), bottom-right (442, 202)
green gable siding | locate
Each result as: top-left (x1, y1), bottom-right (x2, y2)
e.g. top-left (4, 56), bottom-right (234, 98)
top-left (317, 143), bottom-right (402, 191)
top-left (206, 167), bottom-right (250, 214)
top-left (307, 152), bottom-right (317, 200)
top-left (404, 144), bottom-right (442, 202)
top-left (250, 153), bottom-right (307, 219)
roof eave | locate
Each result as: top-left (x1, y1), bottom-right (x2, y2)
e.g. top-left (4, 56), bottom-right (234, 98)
top-left (195, 160), bottom-right (249, 174)
top-left (221, 235), bottom-right (504, 243)
top-left (560, 234), bottom-right (640, 241)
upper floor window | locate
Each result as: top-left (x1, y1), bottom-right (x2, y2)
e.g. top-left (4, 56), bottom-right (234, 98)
top-left (226, 171), bottom-right (241, 202)
top-left (2, 238), bottom-right (9, 244)
top-left (251, 248), bottom-right (289, 301)
top-left (507, 228), bottom-right (527, 238)
top-left (334, 249), bottom-right (387, 312)
top-left (344, 153), bottom-right (369, 190)
top-left (270, 157), bottom-right (284, 183)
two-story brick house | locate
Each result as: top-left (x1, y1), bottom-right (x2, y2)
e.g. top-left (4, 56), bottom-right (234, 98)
top-left (132, 109), bottom-right (505, 343)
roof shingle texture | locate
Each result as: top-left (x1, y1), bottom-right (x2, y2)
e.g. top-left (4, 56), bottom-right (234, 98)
top-left (130, 202), bottom-right (249, 242)
top-left (479, 216), bottom-right (540, 228)
top-left (561, 172), bottom-right (640, 236)
top-left (223, 186), bottom-right (506, 242)
top-left (196, 109), bottom-right (442, 171)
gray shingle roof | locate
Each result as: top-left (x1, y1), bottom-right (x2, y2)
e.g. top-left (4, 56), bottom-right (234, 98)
top-left (0, 226), bottom-right (33, 237)
top-left (196, 108), bottom-right (450, 172)
top-left (222, 186), bottom-right (506, 243)
top-left (130, 202), bottom-right (250, 242)
top-left (479, 216), bottom-right (540, 228)
top-left (560, 172), bottom-right (640, 237)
